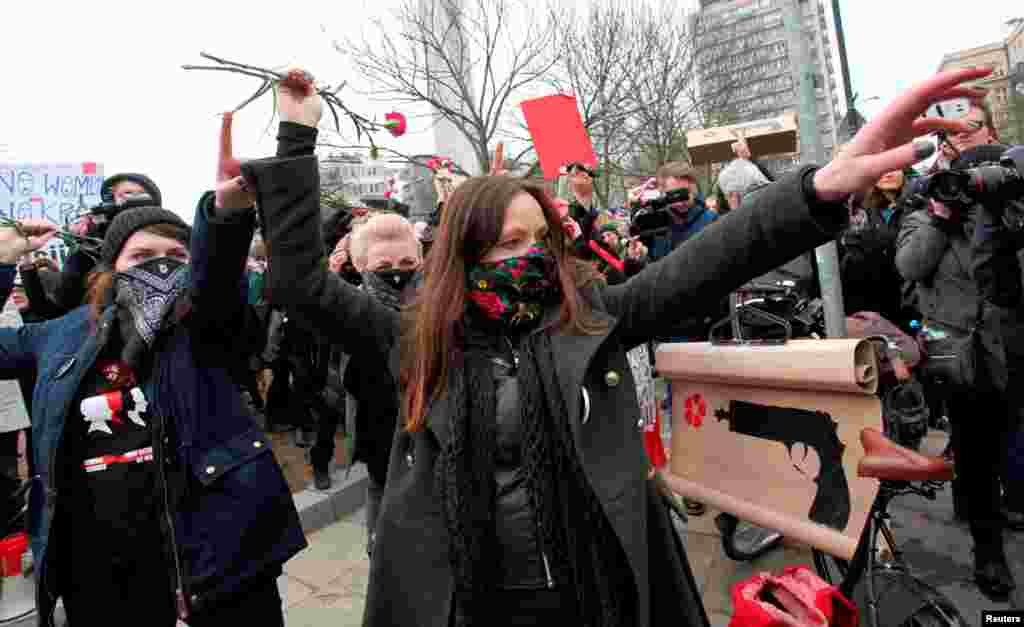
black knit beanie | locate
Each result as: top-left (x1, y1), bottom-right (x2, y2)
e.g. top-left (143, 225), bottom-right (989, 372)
top-left (101, 207), bottom-right (191, 266)
top-left (100, 173), bottom-right (163, 207)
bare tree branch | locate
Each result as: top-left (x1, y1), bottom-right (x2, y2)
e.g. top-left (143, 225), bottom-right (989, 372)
top-left (334, 0), bottom-right (562, 173)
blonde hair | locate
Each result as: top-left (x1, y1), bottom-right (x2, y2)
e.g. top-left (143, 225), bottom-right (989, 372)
top-left (349, 213), bottom-right (422, 271)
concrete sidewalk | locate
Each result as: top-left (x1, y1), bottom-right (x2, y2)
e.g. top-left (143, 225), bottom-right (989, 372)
top-left (281, 508), bottom-right (370, 627)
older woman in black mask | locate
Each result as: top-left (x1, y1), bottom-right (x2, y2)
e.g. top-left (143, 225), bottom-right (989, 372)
top-left (216, 67), bottom-right (988, 627)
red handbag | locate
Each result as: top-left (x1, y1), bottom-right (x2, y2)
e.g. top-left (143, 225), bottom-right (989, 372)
top-left (729, 566), bottom-right (858, 627)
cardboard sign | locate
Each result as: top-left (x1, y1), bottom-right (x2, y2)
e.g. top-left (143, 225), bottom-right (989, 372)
top-left (687, 113), bottom-right (798, 166)
top-left (520, 95), bottom-right (598, 181)
top-left (656, 339), bottom-right (883, 560)
top-left (0, 162), bottom-right (105, 268)
top-left (665, 384), bottom-right (881, 560)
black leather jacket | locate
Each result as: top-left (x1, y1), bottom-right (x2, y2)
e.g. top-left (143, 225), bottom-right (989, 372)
top-left (466, 331), bottom-right (559, 589)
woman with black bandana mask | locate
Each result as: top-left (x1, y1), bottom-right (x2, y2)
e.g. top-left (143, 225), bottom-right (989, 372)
top-left (0, 204), bottom-right (305, 625)
top-left (230, 67), bottom-right (988, 627)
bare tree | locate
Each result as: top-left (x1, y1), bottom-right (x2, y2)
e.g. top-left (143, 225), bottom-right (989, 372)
top-left (338, 0), bottom-right (562, 174)
top-left (546, 1), bottom-right (645, 205)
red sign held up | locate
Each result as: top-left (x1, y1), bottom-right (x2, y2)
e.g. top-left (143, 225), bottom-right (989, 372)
top-left (520, 94), bottom-right (598, 181)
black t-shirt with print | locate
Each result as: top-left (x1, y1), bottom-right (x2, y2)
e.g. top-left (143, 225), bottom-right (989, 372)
top-left (64, 342), bottom-right (163, 559)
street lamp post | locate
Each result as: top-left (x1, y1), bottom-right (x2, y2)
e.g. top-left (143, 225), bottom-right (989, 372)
top-left (784, 0), bottom-right (847, 339)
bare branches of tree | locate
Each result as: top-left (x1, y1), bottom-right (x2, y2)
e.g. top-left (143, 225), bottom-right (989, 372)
top-left (622, 2), bottom-right (708, 169)
top-left (549, 1), bottom-right (645, 203)
top-left (337, 0), bottom-right (562, 174)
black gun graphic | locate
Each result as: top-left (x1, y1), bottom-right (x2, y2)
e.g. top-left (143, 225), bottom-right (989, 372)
top-left (715, 400), bottom-right (851, 531)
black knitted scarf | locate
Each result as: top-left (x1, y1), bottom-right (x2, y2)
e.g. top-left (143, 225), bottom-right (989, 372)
top-left (435, 329), bottom-right (631, 627)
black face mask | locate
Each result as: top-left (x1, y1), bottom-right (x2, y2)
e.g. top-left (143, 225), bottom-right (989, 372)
top-left (113, 256), bottom-right (190, 369)
top-left (361, 269), bottom-right (416, 310)
top-left (375, 269), bottom-right (416, 291)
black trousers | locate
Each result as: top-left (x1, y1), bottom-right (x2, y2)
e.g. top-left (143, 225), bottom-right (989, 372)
top-left (948, 385), bottom-right (1009, 551)
top-left (62, 563), bottom-right (283, 626)
top-left (188, 577), bottom-right (284, 627)
top-left (309, 401), bottom-right (343, 471)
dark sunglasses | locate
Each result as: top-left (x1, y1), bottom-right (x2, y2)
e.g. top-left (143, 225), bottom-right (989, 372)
top-left (566, 163), bottom-right (598, 178)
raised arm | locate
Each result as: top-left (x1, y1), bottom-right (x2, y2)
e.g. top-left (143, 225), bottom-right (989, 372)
top-left (217, 75), bottom-right (399, 360)
top-left (187, 190), bottom-right (254, 349)
top-left (0, 220), bottom-right (58, 375)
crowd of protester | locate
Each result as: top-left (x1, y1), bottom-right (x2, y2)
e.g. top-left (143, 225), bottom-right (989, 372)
top-left (0, 66), bottom-right (1020, 625)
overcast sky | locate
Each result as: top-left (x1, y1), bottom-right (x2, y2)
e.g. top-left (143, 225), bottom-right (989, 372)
top-left (0, 0), bottom-right (1018, 220)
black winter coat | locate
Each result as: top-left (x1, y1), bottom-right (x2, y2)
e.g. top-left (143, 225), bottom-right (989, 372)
top-left (248, 153), bottom-right (847, 627)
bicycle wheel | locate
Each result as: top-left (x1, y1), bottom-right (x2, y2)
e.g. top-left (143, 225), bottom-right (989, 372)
top-left (715, 513), bottom-right (784, 562)
top-left (859, 567), bottom-right (969, 627)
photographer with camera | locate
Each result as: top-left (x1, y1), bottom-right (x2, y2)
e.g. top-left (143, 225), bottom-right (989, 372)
top-left (634, 163), bottom-right (719, 263)
top-left (44, 173), bottom-right (164, 315)
top-left (896, 97), bottom-right (1019, 598)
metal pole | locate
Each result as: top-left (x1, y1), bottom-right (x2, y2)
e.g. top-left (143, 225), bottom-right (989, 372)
top-left (783, 0), bottom-right (846, 338)
top-left (831, 0), bottom-right (855, 113)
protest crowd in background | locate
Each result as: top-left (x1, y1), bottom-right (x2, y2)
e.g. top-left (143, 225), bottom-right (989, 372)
top-left (0, 62), bottom-right (1022, 627)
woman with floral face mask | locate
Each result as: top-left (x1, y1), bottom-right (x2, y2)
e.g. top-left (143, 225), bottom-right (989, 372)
top-left (223, 67), bottom-right (989, 627)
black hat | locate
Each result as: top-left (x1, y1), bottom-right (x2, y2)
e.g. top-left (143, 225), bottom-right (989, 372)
top-left (101, 207), bottom-right (191, 266)
top-left (100, 173), bottom-right (163, 207)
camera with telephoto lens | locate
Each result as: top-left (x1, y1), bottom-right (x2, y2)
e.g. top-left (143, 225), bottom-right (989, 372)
top-left (628, 187), bottom-right (690, 236)
top-left (910, 145), bottom-right (1024, 230)
top-left (86, 191), bottom-right (156, 237)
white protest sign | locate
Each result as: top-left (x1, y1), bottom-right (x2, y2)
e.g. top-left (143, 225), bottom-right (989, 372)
top-left (0, 300), bottom-right (30, 433)
top-left (0, 162), bottom-right (105, 267)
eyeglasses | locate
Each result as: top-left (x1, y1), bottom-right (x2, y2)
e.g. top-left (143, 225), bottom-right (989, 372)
top-left (953, 120), bottom-right (985, 136)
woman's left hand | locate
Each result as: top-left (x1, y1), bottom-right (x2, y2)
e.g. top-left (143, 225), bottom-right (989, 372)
top-left (813, 67), bottom-right (991, 203)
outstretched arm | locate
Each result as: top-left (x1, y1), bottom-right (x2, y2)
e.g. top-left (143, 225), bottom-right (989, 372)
top-left (603, 67), bottom-right (989, 348)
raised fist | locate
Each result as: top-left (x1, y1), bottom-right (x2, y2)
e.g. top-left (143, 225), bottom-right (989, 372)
top-left (277, 68), bottom-right (323, 129)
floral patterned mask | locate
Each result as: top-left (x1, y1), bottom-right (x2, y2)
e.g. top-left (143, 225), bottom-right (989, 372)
top-left (465, 242), bottom-right (560, 330)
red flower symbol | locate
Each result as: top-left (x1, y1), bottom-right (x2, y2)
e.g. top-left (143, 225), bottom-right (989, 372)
top-left (684, 394), bottom-right (706, 428)
top-left (384, 111), bottom-right (407, 137)
top-left (426, 156), bottom-right (453, 172)
top-left (468, 291), bottom-right (507, 318)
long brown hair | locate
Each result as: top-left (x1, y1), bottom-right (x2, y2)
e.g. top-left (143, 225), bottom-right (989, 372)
top-left (401, 176), bottom-right (605, 432)
top-left (85, 223), bottom-right (192, 323)
top-left (862, 172), bottom-right (908, 211)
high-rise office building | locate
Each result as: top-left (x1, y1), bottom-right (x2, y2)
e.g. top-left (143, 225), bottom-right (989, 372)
top-left (694, 0), bottom-right (845, 167)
